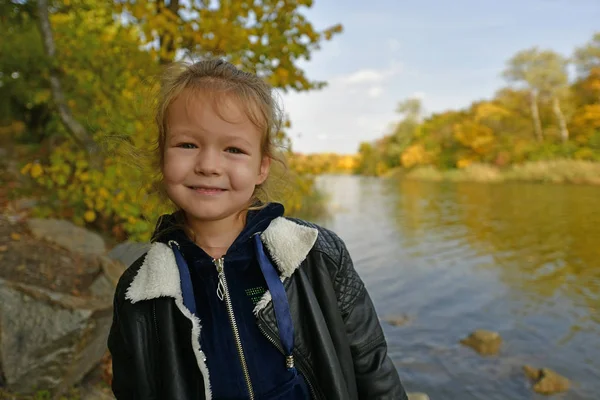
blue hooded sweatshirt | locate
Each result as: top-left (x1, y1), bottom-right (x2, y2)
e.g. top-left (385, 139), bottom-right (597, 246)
top-left (155, 203), bottom-right (310, 400)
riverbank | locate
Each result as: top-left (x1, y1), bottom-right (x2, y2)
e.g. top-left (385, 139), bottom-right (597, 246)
top-left (387, 160), bottom-right (600, 185)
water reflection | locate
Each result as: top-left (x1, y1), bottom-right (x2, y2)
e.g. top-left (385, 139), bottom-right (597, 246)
top-left (394, 180), bottom-right (600, 327)
top-left (314, 175), bottom-right (600, 400)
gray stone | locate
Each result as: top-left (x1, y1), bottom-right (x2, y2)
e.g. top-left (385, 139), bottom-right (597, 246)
top-left (407, 393), bottom-right (430, 400)
top-left (89, 273), bottom-right (115, 299)
top-left (26, 218), bottom-right (106, 256)
top-left (99, 256), bottom-right (127, 288)
top-left (0, 278), bottom-right (112, 394)
top-left (14, 198), bottom-right (38, 211)
top-left (107, 241), bottom-right (150, 268)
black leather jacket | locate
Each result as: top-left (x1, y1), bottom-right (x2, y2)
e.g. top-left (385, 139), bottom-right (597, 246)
top-left (108, 218), bottom-right (407, 400)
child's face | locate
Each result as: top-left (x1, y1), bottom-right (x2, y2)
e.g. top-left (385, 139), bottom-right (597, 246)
top-left (162, 90), bottom-right (270, 225)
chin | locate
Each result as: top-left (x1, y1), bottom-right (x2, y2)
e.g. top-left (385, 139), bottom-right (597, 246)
top-left (183, 205), bottom-right (240, 222)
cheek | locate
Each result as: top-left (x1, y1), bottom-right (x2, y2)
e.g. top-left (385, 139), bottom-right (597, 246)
top-left (229, 160), bottom-right (261, 188)
top-left (162, 151), bottom-right (190, 183)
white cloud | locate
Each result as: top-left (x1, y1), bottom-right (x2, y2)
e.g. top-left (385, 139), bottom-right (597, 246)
top-left (335, 63), bottom-right (402, 86)
top-left (368, 86), bottom-right (383, 98)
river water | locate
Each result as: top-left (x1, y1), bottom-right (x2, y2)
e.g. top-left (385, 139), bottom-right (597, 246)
top-left (312, 175), bottom-right (600, 400)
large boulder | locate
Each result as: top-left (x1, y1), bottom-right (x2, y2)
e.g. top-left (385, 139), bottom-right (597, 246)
top-left (26, 218), bottom-right (106, 257)
top-left (0, 278), bottom-right (112, 394)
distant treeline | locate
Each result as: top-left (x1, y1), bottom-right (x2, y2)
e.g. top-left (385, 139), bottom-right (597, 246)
top-left (353, 33), bottom-right (600, 176)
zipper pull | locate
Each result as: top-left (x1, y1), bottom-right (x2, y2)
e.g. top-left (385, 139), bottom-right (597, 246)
top-left (214, 258), bottom-right (225, 301)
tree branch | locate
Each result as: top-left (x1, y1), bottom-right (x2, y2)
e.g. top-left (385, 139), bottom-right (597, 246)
top-left (35, 0), bottom-right (103, 166)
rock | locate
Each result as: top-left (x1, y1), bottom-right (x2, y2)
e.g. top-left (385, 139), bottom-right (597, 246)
top-left (407, 393), bottom-right (430, 400)
top-left (14, 198), bottom-right (38, 212)
top-left (89, 273), bottom-right (116, 299)
top-left (460, 329), bottom-right (502, 355)
top-left (99, 256), bottom-right (127, 288)
top-left (523, 365), bottom-right (570, 395)
top-left (79, 384), bottom-right (115, 400)
top-left (27, 218), bottom-right (106, 256)
top-left (107, 241), bottom-right (150, 268)
top-left (384, 314), bottom-right (413, 327)
top-left (0, 278), bottom-right (112, 394)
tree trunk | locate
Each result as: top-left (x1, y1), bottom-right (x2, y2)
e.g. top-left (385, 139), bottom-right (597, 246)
top-left (552, 96), bottom-right (569, 142)
top-left (530, 90), bottom-right (543, 141)
top-left (35, 0), bottom-right (102, 166)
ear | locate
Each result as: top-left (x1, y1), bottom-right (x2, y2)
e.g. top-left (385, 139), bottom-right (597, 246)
top-left (257, 155), bottom-right (271, 185)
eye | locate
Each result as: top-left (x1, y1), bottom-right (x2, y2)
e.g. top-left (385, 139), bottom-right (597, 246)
top-left (177, 143), bottom-right (197, 149)
top-left (225, 147), bottom-right (245, 155)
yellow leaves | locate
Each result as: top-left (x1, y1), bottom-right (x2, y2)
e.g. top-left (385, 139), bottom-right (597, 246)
top-left (401, 144), bottom-right (428, 168)
top-left (453, 121), bottom-right (495, 155)
top-left (98, 187), bottom-right (110, 199)
top-left (10, 233), bottom-right (21, 241)
top-left (457, 158), bottom-right (474, 169)
top-left (84, 210), bottom-right (96, 223)
top-left (473, 102), bottom-right (510, 123)
top-left (22, 163), bottom-right (44, 178)
top-left (31, 164), bottom-right (44, 178)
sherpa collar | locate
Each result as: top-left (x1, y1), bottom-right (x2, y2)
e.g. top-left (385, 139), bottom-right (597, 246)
top-left (125, 216), bottom-right (318, 307)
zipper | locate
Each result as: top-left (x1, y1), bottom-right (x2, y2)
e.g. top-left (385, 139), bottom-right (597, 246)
top-left (214, 257), bottom-right (255, 400)
top-left (257, 322), bottom-right (320, 400)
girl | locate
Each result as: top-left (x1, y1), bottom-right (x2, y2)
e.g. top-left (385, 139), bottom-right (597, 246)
top-left (108, 59), bottom-right (407, 400)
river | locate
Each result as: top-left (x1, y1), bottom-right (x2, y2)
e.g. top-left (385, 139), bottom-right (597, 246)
top-left (311, 175), bottom-right (600, 400)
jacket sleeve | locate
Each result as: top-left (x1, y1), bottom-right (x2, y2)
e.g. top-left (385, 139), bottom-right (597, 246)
top-left (335, 242), bottom-right (408, 400)
top-left (107, 287), bottom-right (137, 399)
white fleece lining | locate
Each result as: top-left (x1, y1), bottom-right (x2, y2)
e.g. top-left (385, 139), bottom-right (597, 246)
top-left (260, 217), bottom-right (318, 278)
top-left (124, 217), bottom-right (318, 398)
top-left (126, 242), bottom-right (212, 400)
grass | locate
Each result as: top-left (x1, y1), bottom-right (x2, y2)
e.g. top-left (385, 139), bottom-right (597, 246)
top-left (399, 160), bottom-right (600, 185)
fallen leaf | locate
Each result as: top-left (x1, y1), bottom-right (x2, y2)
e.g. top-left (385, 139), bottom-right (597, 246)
top-left (0, 245), bottom-right (8, 252)
top-left (10, 233), bottom-right (21, 241)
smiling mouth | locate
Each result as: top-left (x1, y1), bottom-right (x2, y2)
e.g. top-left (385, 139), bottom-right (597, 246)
top-left (187, 186), bottom-right (226, 194)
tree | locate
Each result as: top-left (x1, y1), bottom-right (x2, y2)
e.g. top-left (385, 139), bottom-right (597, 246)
top-left (573, 32), bottom-right (600, 78)
top-left (396, 97), bottom-right (423, 123)
top-left (503, 47), bottom-right (570, 142)
top-left (116, 0), bottom-right (343, 92)
top-left (536, 50), bottom-right (570, 142)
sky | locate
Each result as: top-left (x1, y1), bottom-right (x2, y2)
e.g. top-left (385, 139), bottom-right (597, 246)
top-left (280, 0), bottom-right (600, 154)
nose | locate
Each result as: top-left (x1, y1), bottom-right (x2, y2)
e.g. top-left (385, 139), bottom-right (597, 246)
top-left (194, 148), bottom-right (222, 176)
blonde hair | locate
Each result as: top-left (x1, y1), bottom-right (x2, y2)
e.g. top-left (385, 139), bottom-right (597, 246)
top-left (152, 58), bottom-right (286, 211)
